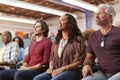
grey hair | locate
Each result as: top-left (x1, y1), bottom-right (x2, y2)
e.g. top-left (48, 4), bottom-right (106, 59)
top-left (98, 4), bottom-right (116, 22)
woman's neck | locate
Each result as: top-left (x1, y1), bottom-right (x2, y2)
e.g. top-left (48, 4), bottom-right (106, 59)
top-left (36, 35), bottom-right (45, 42)
top-left (62, 31), bottom-right (68, 40)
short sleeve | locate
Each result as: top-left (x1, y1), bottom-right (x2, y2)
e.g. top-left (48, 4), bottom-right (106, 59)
top-left (86, 34), bottom-right (94, 54)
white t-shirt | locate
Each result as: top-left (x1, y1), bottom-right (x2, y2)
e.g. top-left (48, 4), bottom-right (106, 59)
top-left (58, 39), bottom-right (68, 58)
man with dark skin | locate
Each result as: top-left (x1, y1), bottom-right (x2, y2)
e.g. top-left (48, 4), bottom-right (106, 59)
top-left (0, 31), bottom-right (19, 69)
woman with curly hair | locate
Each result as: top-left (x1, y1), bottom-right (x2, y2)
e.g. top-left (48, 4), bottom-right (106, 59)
top-left (13, 36), bottom-right (25, 63)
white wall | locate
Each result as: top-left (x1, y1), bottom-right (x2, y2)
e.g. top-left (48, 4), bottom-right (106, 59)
top-left (46, 17), bottom-right (59, 36)
top-left (76, 12), bottom-right (86, 32)
top-left (0, 20), bottom-right (33, 37)
top-left (113, 2), bottom-right (120, 26)
top-left (91, 13), bottom-right (99, 30)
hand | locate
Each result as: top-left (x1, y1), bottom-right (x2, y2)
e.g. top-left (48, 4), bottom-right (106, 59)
top-left (19, 66), bottom-right (30, 70)
top-left (82, 65), bottom-right (93, 77)
top-left (52, 68), bottom-right (63, 77)
top-left (46, 68), bottom-right (53, 74)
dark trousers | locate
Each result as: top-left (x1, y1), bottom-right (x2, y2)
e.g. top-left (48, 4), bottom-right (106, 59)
top-left (33, 70), bottom-right (82, 80)
top-left (0, 69), bottom-right (44, 80)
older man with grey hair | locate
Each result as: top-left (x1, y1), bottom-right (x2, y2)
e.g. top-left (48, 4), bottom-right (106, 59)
top-left (82, 4), bottom-right (120, 80)
top-left (0, 31), bottom-right (19, 69)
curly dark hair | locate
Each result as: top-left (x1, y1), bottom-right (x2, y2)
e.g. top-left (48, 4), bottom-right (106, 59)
top-left (13, 37), bottom-right (24, 48)
top-left (55, 13), bottom-right (83, 44)
top-left (83, 29), bottom-right (95, 41)
top-left (34, 20), bottom-right (49, 37)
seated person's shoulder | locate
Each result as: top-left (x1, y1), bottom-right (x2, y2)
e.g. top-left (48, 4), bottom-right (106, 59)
top-left (45, 38), bottom-right (52, 43)
top-left (46, 37), bottom-right (52, 41)
top-left (10, 42), bottom-right (19, 47)
top-left (12, 42), bottom-right (18, 44)
top-left (114, 26), bottom-right (120, 29)
top-left (76, 35), bottom-right (84, 42)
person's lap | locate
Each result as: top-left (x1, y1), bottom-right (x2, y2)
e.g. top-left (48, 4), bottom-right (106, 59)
top-left (33, 70), bottom-right (82, 80)
top-left (108, 72), bottom-right (120, 80)
top-left (0, 69), bottom-right (18, 80)
top-left (33, 72), bottom-right (51, 80)
top-left (82, 71), bottom-right (107, 80)
top-left (0, 69), bottom-right (43, 80)
top-left (52, 70), bottom-right (82, 80)
top-left (82, 71), bottom-right (120, 80)
top-left (14, 69), bottom-right (42, 80)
